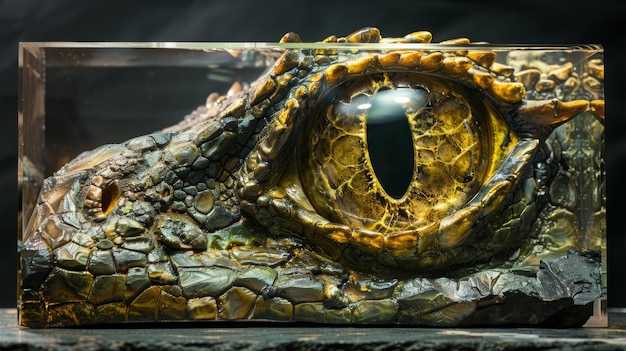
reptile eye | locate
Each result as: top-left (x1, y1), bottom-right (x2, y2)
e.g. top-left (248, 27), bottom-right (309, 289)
top-left (239, 46), bottom-right (590, 273)
top-left (297, 72), bottom-right (517, 233)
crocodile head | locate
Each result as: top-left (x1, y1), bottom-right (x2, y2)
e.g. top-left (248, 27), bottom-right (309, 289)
top-left (19, 28), bottom-right (604, 327)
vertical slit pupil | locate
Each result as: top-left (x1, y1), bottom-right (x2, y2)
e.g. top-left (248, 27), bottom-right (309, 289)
top-left (366, 89), bottom-right (421, 199)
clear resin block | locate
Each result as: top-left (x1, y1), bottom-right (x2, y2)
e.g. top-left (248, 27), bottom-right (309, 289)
top-left (18, 28), bottom-right (606, 328)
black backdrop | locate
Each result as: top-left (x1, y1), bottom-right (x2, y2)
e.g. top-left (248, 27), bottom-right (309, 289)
top-left (1, 0), bottom-right (624, 308)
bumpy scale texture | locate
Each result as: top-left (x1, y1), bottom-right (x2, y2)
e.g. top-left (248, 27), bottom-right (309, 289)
top-left (19, 28), bottom-right (605, 327)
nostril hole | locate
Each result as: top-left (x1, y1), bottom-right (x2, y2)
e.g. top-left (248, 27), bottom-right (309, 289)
top-left (101, 182), bottom-right (121, 216)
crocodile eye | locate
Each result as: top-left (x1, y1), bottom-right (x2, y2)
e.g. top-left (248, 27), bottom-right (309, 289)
top-left (297, 72), bottom-right (517, 233)
top-left (242, 49), bottom-right (589, 273)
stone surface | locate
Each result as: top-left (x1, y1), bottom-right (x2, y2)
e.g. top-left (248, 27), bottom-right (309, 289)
top-left (1, 309), bottom-right (625, 350)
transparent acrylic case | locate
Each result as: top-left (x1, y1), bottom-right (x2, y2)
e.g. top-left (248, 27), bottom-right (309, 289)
top-left (18, 37), bottom-right (606, 328)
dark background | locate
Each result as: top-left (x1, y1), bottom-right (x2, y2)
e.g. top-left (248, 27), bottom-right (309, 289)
top-left (1, 0), bottom-right (624, 309)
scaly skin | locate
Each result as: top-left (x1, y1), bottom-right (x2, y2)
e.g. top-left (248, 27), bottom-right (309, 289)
top-left (19, 28), bottom-right (605, 327)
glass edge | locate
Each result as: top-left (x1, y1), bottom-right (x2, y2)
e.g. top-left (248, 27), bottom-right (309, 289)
top-left (18, 41), bottom-right (604, 51)
top-left (583, 298), bottom-right (609, 327)
top-left (15, 39), bottom-right (607, 328)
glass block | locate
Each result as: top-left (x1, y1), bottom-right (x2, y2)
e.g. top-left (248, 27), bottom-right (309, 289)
top-left (18, 29), bottom-right (606, 328)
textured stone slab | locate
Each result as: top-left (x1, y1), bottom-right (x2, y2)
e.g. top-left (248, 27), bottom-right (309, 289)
top-left (1, 309), bottom-right (625, 351)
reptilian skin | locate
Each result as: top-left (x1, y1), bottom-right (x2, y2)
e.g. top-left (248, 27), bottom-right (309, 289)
top-left (19, 28), bottom-right (605, 327)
